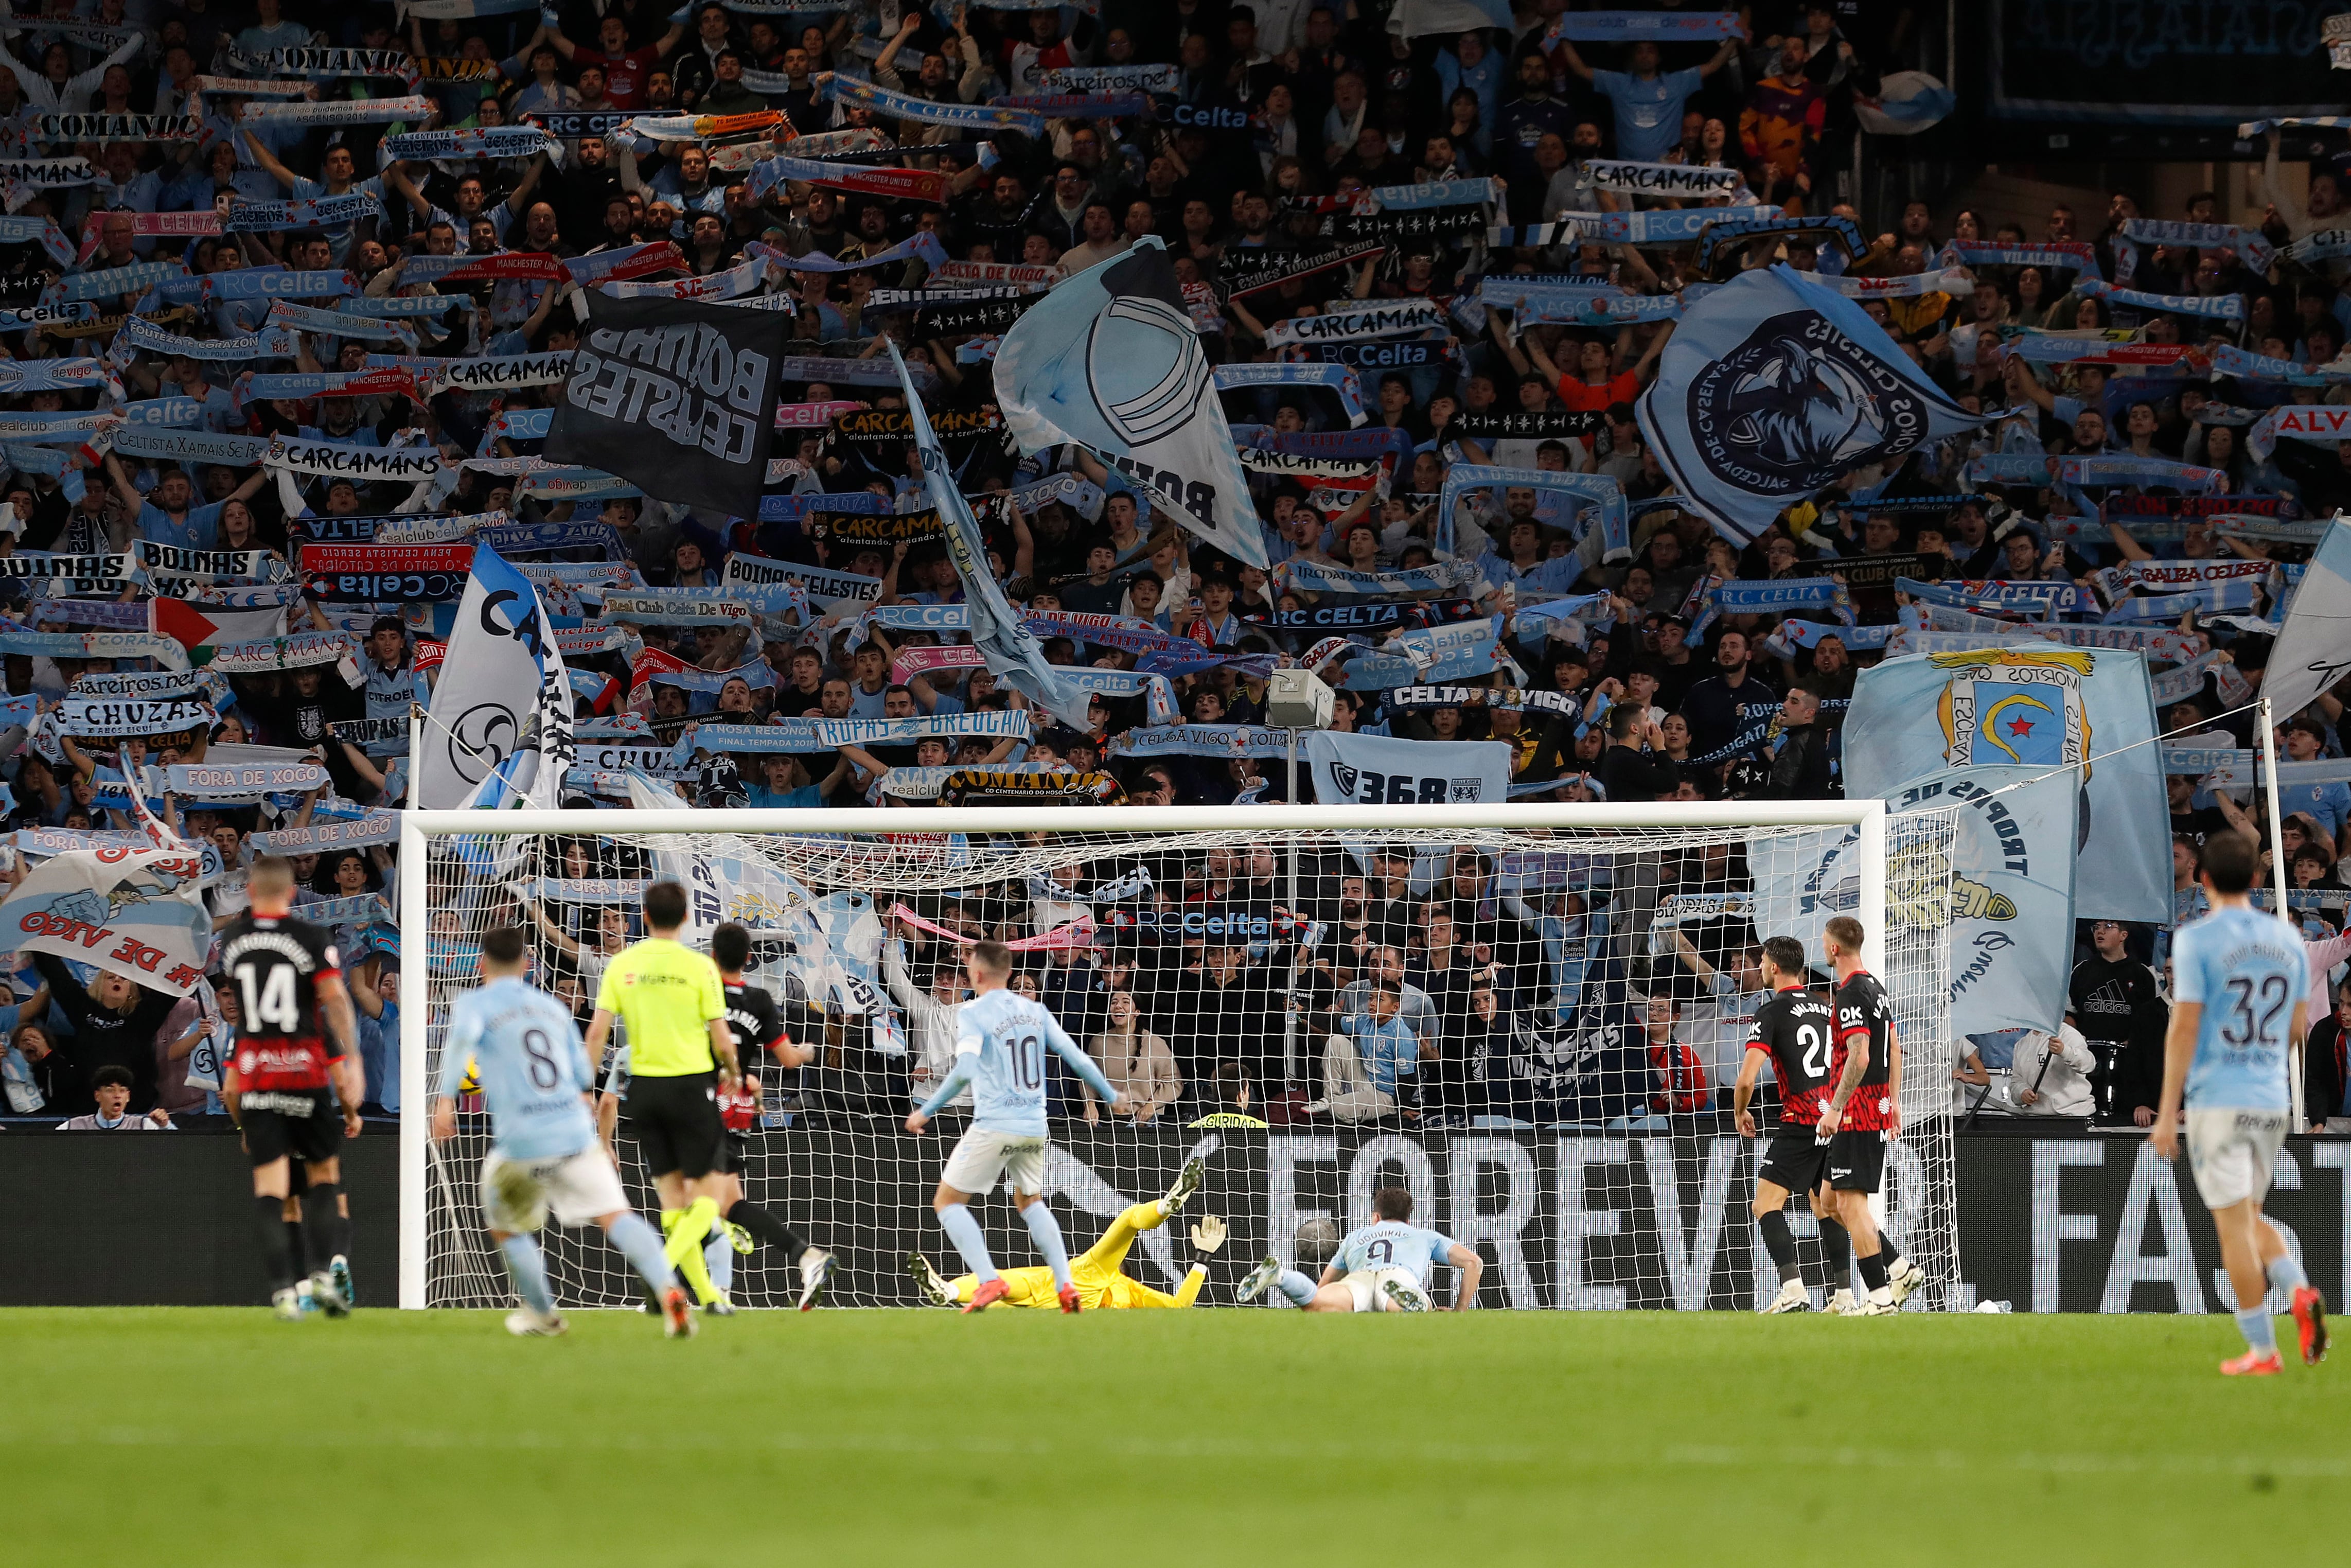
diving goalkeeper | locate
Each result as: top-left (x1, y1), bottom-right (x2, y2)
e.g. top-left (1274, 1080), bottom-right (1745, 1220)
top-left (910, 1158), bottom-right (1217, 1310)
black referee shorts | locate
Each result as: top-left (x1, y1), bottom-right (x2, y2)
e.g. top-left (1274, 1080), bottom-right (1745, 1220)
top-left (1756, 1129), bottom-right (1830, 1195)
top-left (622, 1071), bottom-right (723, 1179)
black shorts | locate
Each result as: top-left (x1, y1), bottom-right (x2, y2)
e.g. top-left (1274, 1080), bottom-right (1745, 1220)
top-left (1827, 1129), bottom-right (1888, 1193)
top-left (241, 1090), bottom-right (341, 1168)
top-left (623, 1071), bottom-right (723, 1179)
top-left (1757, 1129), bottom-right (1831, 1194)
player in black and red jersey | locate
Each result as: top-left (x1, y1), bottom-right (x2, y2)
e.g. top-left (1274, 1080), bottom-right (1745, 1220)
top-left (1817, 914), bottom-right (1926, 1315)
top-left (708, 922), bottom-right (838, 1312)
top-left (221, 856), bottom-right (365, 1321)
top-left (1731, 935), bottom-right (1841, 1315)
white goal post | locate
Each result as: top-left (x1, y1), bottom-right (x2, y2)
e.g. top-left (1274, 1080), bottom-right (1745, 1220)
top-left (398, 799), bottom-right (1955, 1312)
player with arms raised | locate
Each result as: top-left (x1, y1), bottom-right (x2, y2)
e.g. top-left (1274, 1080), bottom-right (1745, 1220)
top-left (430, 926), bottom-right (694, 1338)
top-left (2154, 831), bottom-right (2328, 1374)
top-left (902, 939), bottom-right (1122, 1313)
top-left (1236, 1185), bottom-right (1483, 1312)
top-left (221, 856), bottom-right (366, 1320)
top-left (1815, 915), bottom-right (1926, 1315)
top-left (1734, 935), bottom-right (1840, 1314)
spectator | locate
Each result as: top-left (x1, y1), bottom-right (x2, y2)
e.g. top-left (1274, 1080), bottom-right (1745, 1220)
top-left (1313, 979), bottom-right (1417, 1122)
top-left (55, 1065), bottom-right (173, 1131)
top-left (1084, 990), bottom-right (1180, 1124)
top-left (2008, 1023), bottom-right (2097, 1117)
top-left (2067, 920), bottom-right (2169, 1126)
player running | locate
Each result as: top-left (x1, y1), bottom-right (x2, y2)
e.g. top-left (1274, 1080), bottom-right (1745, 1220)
top-left (2153, 832), bottom-right (2329, 1375)
top-left (910, 1157), bottom-right (1216, 1309)
top-left (221, 856), bottom-right (366, 1321)
top-left (901, 939), bottom-right (1123, 1313)
top-left (709, 921), bottom-right (837, 1312)
top-left (582, 881), bottom-right (740, 1311)
top-left (1733, 936), bottom-right (1843, 1314)
top-left (431, 926), bottom-right (695, 1338)
top-left (1236, 1185), bottom-right (1483, 1312)
top-left (1815, 915), bottom-right (1927, 1315)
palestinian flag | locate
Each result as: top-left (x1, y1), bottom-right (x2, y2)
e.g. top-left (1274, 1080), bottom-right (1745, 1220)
top-left (148, 599), bottom-right (289, 665)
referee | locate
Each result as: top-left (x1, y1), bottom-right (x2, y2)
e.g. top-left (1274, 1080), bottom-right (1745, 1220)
top-left (583, 880), bottom-right (740, 1310)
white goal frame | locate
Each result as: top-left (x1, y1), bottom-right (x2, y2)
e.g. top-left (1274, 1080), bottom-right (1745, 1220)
top-left (396, 799), bottom-right (1892, 1310)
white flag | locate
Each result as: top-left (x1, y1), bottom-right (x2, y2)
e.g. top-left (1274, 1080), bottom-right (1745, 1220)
top-left (2259, 515), bottom-right (2351, 723)
top-left (416, 544), bottom-right (560, 809)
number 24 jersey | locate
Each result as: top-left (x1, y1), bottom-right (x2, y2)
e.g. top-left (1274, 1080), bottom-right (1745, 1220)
top-left (1746, 985), bottom-right (1837, 1128)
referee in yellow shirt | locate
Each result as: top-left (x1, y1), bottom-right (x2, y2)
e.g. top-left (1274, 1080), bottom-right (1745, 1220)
top-left (584, 881), bottom-right (740, 1310)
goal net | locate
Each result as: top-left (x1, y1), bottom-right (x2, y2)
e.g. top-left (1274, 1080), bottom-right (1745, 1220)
top-left (397, 803), bottom-right (1962, 1313)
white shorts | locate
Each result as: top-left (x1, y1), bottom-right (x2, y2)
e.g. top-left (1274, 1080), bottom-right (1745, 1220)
top-left (2185, 1106), bottom-right (2291, 1210)
top-left (941, 1129), bottom-right (1047, 1197)
top-left (480, 1148), bottom-right (628, 1234)
top-left (1340, 1266), bottom-right (1428, 1313)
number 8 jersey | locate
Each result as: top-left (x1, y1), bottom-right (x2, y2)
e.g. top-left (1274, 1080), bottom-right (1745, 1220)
top-left (2173, 903), bottom-right (2307, 1113)
top-left (438, 976), bottom-right (601, 1159)
top-left (220, 910), bottom-right (341, 1093)
top-left (952, 988), bottom-right (1083, 1138)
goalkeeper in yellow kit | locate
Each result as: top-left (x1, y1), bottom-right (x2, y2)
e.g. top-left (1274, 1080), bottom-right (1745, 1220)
top-left (909, 1158), bottom-right (1218, 1309)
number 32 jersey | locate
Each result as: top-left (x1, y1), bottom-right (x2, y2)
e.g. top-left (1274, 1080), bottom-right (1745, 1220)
top-left (2173, 904), bottom-right (2307, 1113)
top-left (1745, 984), bottom-right (1837, 1128)
top-left (951, 988), bottom-right (1086, 1138)
top-left (438, 976), bottom-right (600, 1159)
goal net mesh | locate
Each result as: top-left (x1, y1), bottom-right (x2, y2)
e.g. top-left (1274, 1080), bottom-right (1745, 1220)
top-left (413, 812), bottom-right (1962, 1312)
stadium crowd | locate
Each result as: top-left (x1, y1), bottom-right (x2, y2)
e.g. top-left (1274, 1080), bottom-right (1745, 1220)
top-left (5, 0), bottom-right (2351, 1140)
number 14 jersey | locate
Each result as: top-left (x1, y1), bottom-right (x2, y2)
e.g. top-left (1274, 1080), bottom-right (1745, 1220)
top-left (953, 988), bottom-right (1084, 1138)
top-left (1746, 984), bottom-right (1839, 1129)
top-left (439, 976), bottom-right (600, 1159)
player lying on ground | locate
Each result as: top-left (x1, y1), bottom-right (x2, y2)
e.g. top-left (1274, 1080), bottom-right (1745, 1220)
top-left (222, 855), bottom-right (366, 1321)
top-left (2154, 831), bottom-right (2329, 1375)
top-left (706, 921), bottom-right (837, 1312)
top-left (1236, 1185), bottom-right (1483, 1312)
top-left (910, 1157), bottom-right (1216, 1309)
top-left (433, 925), bottom-right (697, 1339)
top-left (903, 939), bottom-right (1123, 1313)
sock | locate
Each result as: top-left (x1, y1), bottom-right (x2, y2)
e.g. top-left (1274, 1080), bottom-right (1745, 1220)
top-left (1855, 1245), bottom-right (1889, 1295)
top-left (935, 1201), bottom-right (997, 1282)
top-left (1276, 1269), bottom-right (1318, 1306)
top-left (1758, 1210), bottom-right (1800, 1283)
top-left (606, 1212), bottom-right (676, 1299)
top-left (2267, 1251), bottom-right (2310, 1298)
top-left (254, 1194), bottom-right (297, 1293)
top-left (664, 1197), bottom-right (722, 1304)
top-left (302, 1183), bottom-right (348, 1279)
top-left (500, 1234), bottom-right (555, 1316)
top-left (2237, 1306), bottom-right (2279, 1358)
top-left (725, 1199), bottom-right (808, 1259)
top-left (1817, 1216), bottom-right (1852, 1291)
top-left (705, 1229), bottom-right (735, 1295)
top-left (1021, 1201), bottom-right (1073, 1290)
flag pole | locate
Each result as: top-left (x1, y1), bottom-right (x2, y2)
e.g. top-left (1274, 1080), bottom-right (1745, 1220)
top-left (2258, 696), bottom-right (2304, 1122)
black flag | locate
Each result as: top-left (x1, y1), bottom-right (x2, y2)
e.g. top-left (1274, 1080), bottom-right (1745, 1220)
top-left (546, 293), bottom-right (787, 518)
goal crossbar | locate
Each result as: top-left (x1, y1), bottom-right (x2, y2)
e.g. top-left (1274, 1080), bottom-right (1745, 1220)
top-left (396, 800), bottom-right (1894, 1310)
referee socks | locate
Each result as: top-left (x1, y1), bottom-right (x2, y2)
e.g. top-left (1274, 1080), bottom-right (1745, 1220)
top-left (662, 1199), bottom-right (723, 1305)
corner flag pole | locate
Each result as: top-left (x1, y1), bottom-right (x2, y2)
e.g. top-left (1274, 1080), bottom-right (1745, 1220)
top-left (2258, 696), bottom-right (2305, 1120)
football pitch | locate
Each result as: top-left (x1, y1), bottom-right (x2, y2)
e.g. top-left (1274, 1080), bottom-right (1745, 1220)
top-left (4, 1309), bottom-right (2342, 1565)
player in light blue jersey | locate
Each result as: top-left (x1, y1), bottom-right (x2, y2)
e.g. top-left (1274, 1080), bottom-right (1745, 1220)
top-left (2155, 832), bottom-right (2328, 1374)
top-left (431, 926), bottom-right (696, 1340)
top-left (902, 939), bottom-right (1121, 1313)
top-left (1236, 1185), bottom-right (1482, 1312)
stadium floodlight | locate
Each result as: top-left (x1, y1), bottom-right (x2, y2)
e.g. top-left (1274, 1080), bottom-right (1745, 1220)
top-left (399, 800), bottom-right (1959, 1313)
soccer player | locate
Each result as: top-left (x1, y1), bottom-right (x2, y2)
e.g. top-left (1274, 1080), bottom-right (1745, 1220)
top-left (1235, 1185), bottom-right (1484, 1312)
top-left (910, 1157), bottom-right (1214, 1310)
top-left (2154, 831), bottom-right (2329, 1373)
top-left (582, 880), bottom-right (741, 1310)
top-left (709, 921), bottom-right (838, 1312)
top-left (1733, 935), bottom-right (1842, 1314)
top-left (1815, 915), bottom-right (1928, 1315)
top-left (221, 856), bottom-right (366, 1320)
top-left (430, 926), bottom-right (695, 1338)
top-left (901, 939), bottom-right (1123, 1313)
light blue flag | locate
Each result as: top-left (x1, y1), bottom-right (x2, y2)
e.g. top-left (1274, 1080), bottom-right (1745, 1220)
top-left (1889, 766), bottom-right (2080, 1046)
top-left (1635, 264), bottom-right (1986, 545)
top-left (890, 340), bottom-right (1090, 733)
top-left (994, 237), bottom-right (1268, 569)
top-left (2256, 517), bottom-right (2351, 724)
top-left (1843, 646), bottom-right (2169, 925)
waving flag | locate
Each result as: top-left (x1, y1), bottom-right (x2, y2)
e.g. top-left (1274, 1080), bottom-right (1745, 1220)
top-left (1637, 265), bottom-right (1985, 545)
top-left (2256, 516), bottom-right (2351, 724)
top-left (1843, 646), bottom-right (2168, 925)
top-left (995, 237), bottom-right (1268, 569)
top-left (891, 341), bottom-right (1091, 732)
top-left (148, 598), bottom-right (288, 664)
top-left (416, 546), bottom-right (564, 809)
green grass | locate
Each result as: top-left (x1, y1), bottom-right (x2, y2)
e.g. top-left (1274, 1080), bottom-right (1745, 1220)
top-left (4, 1308), bottom-right (2344, 1565)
